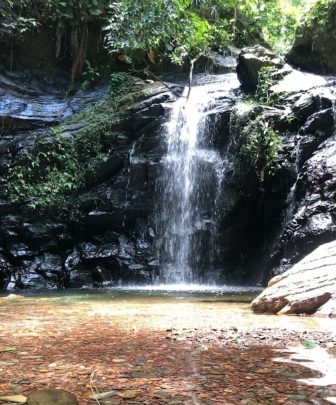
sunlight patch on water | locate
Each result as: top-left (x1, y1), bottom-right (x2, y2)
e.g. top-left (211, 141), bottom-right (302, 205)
top-left (274, 345), bottom-right (336, 386)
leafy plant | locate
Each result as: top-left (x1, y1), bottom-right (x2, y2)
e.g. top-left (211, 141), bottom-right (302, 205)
top-left (254, 66), bottom-right (280, 105)
top-left (246, 66), bottom-right (288, 106)
top-left (304, 0), bottom-right (336, 29)
top-left (239, 117), bottom-right (281, 184)
top-left (0, 0), bottom-right (39, 36)
top-left (81, 60), bottom-right (101, 90)
top-left (2, 0), bottom-right (311, 76)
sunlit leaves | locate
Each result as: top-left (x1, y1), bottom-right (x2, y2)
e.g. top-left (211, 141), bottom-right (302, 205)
top-left (105, 0), bottom-right (211, 65)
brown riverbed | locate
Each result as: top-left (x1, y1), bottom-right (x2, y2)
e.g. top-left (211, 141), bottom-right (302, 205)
top-left (0, 290), bottom-right (335, 404)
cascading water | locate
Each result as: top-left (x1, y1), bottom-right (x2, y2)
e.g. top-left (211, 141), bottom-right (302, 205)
top-left (155, 74), bottom-right (240, 284)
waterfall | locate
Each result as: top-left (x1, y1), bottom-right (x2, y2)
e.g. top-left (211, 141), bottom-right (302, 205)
top-left (155, 74), bottom-right (240, 284)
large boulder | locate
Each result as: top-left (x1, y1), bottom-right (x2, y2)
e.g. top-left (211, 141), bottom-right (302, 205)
top-left (236, 45), bottom-right (285, 91)
top-left (251, 240), bottom-right (336, 315)
top-left (287, 1), bottom-right (336, 74)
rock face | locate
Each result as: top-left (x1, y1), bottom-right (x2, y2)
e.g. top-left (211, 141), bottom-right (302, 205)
top-left (236, 45), bottom-right (285, 91)
top-left (287, 2), bottom-right (336, 74)
top-left (27, 388), bottom-right (78, 405)
top-left (251, 240), bottom-right (336, 314)
top-left (0, 72), bottom-right (178, 289)
top-left (237, 54), bottom-right (336, 278)
top-left (0, 45), bottom-right (336, 290)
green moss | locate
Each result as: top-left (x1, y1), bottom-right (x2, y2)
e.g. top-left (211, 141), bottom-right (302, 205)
top-left (5, 73), bottom-right (140, 212)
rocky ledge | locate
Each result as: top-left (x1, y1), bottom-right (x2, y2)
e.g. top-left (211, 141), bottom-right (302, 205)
top-left (251, 240), bottom-right (336, 316)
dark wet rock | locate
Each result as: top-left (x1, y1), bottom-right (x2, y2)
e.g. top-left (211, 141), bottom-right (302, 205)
top-left (86, 210), bottom-right (126, 233)
top-left (8, 243), bottom-right (37, 259)
top-left (194, 51), bottom-right (238, 74)
top-left (0, 199), bottom-right (17, 215)
top-left (299, 108), bottom-right (334, 136)
top-left (237, 45), bottom-right (285, 91)
top-left (296, 109), bottom-right (334, 165)
top-left (21, 222), bottom-right (58, 251)
top-left (127, 90), bottom-right (175, 115)
top-left (0, 254), bottom-right (11, 289)
top-left (37, 254), bottom-right (62, 275)
top-left (87, 153), bottom-right (125, 186)
top-left (65, 249), bottom-right (81, 273)
top-left (0, 71), bottom-right (108, 132)
top-left (287, 3), bottom-right (336, 74)
top-left (27, 388), bottom-right (79, 405)
top-left (77, 242), bottom-right (119, 261)
top-left (252, 240), bottom-right (336, 315)
top-left (292, 94), bottom-right (319, 123)
top-left (269, 136), bottom-right (336, 275)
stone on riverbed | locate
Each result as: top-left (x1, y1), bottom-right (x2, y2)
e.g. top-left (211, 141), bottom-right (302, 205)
top-left (251, 240), bottom-right (336, 315)
top-left (27, 389), bottom-right (78, 405)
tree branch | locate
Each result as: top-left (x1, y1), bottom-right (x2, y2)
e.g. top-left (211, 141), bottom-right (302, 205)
top-left (186, 55), bottom-right (202, 100)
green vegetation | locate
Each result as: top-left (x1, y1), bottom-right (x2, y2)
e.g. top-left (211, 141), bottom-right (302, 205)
top-left (5, 73), bottom-right (136, 211)
top-left (239, 117), bottom-right (281, 184)
top-left (1, 0), bottom-right (109, 79)
top-left (106, 0), bottom-right (211, 65)
top-left (194, 0), bottom-right (302, 53)
top-left (252, 66), bottom-right (290, 106)
top-left (255, 66), bottom-right (279, 105)
top-left (0, 0), bottom-right (38, 36)
top-left (106, 0), bottom-right (308, 65)
top-left (2, 0), bottom-right (314, 74)
top-left (304, 0), bottom-right (336, 28)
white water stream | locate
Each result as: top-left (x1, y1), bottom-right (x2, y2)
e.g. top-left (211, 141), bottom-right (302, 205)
top-left (155, 74), bottom-right (240, 284)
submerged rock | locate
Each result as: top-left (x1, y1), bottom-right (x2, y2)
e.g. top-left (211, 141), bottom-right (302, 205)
top-left (27, 388), bottom-right (78, 405)
top-left (251, 240), bottom-right (336, 315)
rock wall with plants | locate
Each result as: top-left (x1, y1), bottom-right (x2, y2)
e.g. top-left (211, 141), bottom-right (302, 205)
top-left (1, 45), bottom-right (335, 291)
top-left (236, 46), bottom-right (336, 281)
top-left (0, 69), bottom-right (181, 289)
top-left (287, 0), bottom-right (336, 74)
